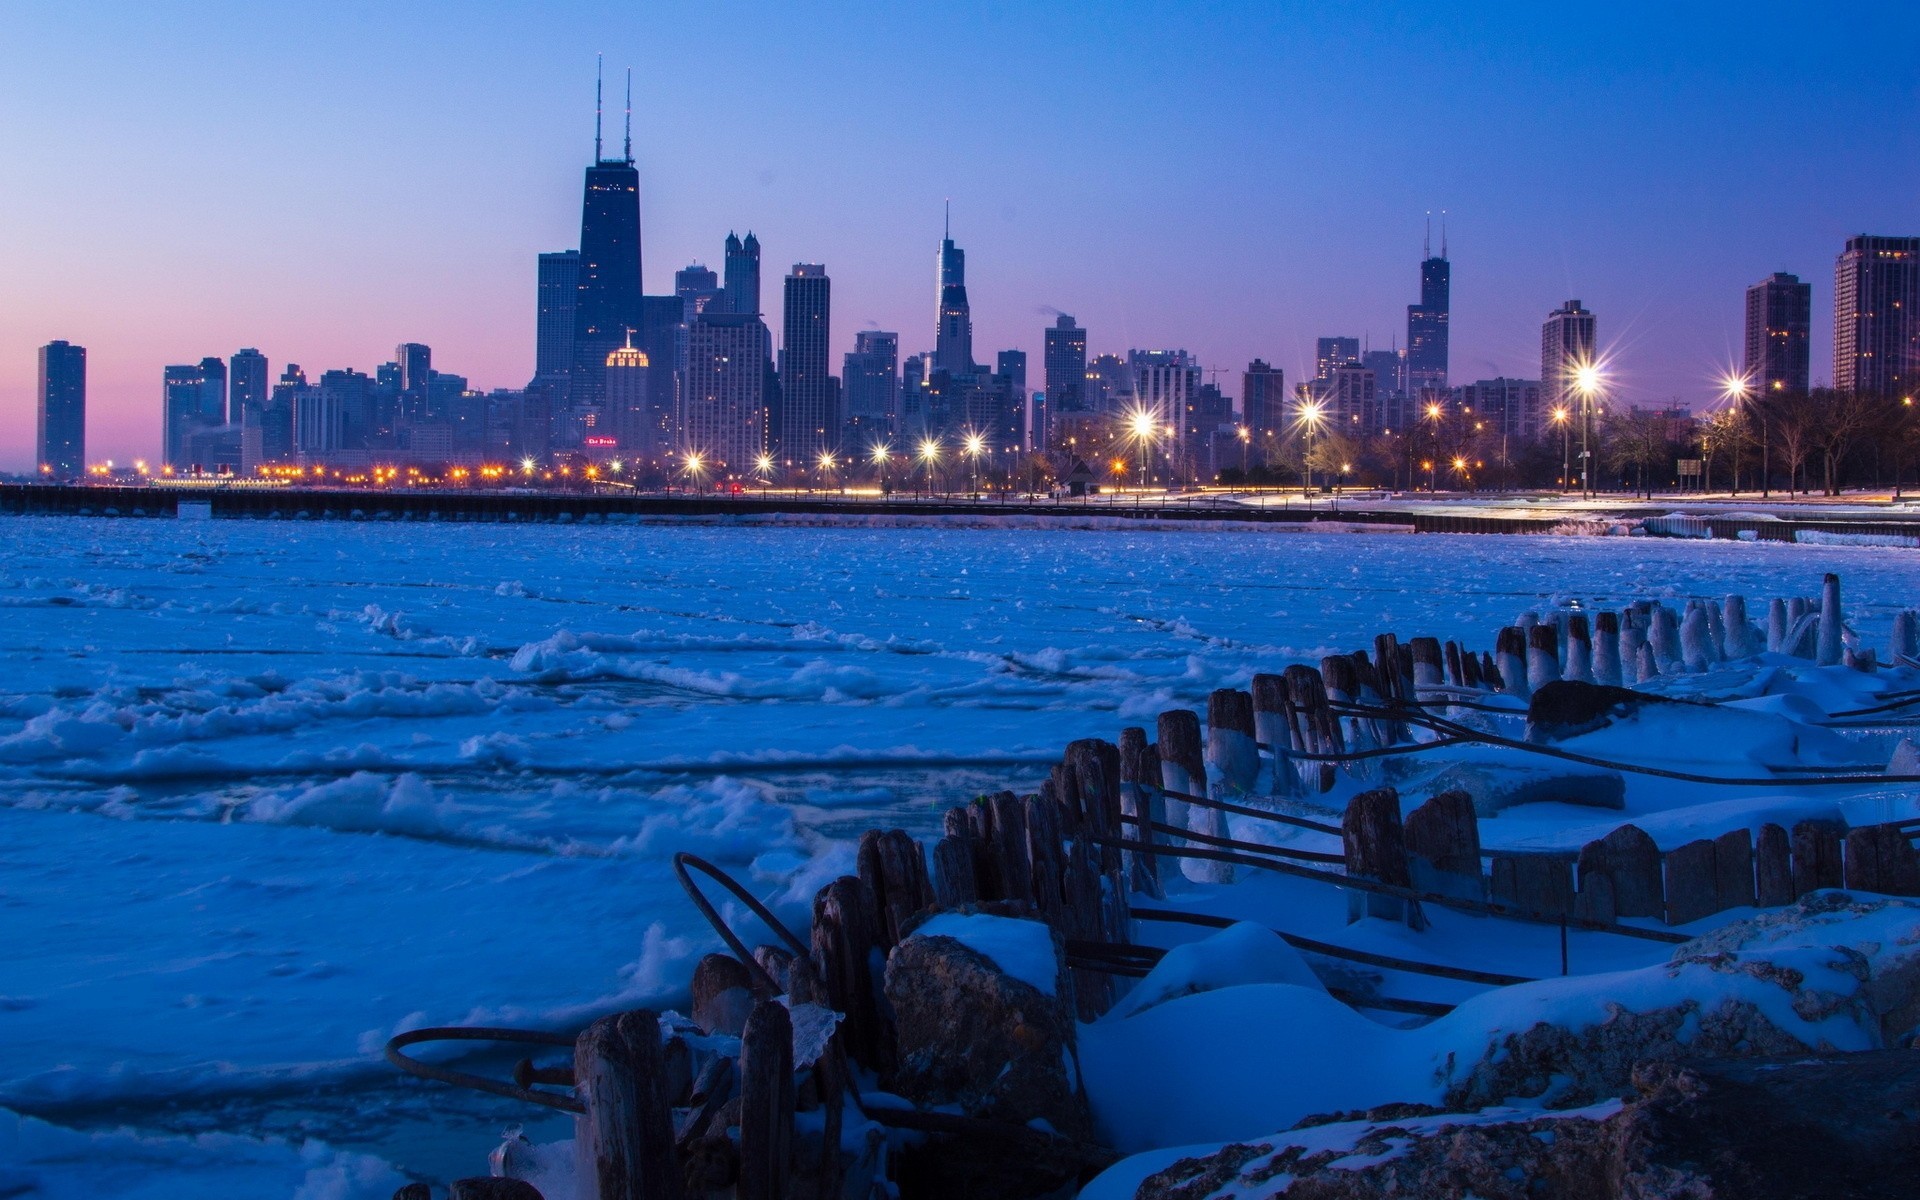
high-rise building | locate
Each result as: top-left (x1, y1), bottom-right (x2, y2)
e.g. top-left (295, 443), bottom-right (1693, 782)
top-left (1242, 360), bottom-right (1286, 444)
top-left (570, 72), bottom-right (645, 413)
top-left (1085, 354), bottom-right (1130, 413)
top-left (1454, 377), bottom-right (1542, 443)
top-left (1834, 236), bottom-right (1920, 396)
top-left (722, 233), bottom-right (761, 316)
top-left (1297, 365), bottom-right (1376, 433)
top-left (230, 348), bottom-right (269, 421)
top-left (603, 335), bottom-right (666, 472)
top-left (1130, 350), bottom-right (1200, 432)
top-left (534, 251), bottom-right (580, 390)
top-left (1361, 348), bottom-right (1405, 431)
top-left (163, 364), bottom-right (207, 467)
top-left (779, 264), bottom-right (833, 460)
top-left (1406, 229), bottom-right (1450, 395)
top-left (1315, 337), bottom-right (1361, 380)
top-left (1743, 272), bottom-right (1811, 396)
top-left (684, 311), bottom-right (770, 473)
top-left (997, 350), bottom-right (1029, 452)
top-left (675, 263), bottom-right (723, 315)
top-left (36, 341), bottom-right (85, 478)
top-left (934, 219), bottom-right (974, 373)
top-left (396, 342), bottom-right (431, 419)
top-left (1043, 315), bottom-right (1087, 414)
top-left (197, 356), bottom-right (229, 427)
top-left (1541, 300), bottom-right (1598, 418)
top-left (843, 331), bottom-right (900, 437)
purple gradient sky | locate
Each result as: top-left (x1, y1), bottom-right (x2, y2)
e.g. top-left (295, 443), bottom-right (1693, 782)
top-left (3, 1), bottom-right (1917, 469)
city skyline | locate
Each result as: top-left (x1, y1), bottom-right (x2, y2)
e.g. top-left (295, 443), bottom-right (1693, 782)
top-left (3, 2), bottom-right (1918, 470)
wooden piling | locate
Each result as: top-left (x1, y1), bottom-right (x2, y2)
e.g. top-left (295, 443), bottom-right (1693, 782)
top-left (1663, 838), bottom-right (1721, 925)
top-left (810, 877), bottom-right (886, 1071)
top-left (1489, 854), bottom-right (1573, 919)
top-left (1403, 789), bottom-right (1482, 901)
top-left (1495, 627), bottom-right (1529, 698)
top-left (1576, 823), bottom-right (1664, 919)
top-left (857, 829), bottom-right (933, 952)
top-left (1526, 624), bottom-right (1561, 691)
top-left (1117, 726), bottom-right (1165, 893)
top-left (691, 953), bottom-right (755, 1036)
top-left (737, 1000), bottom-right (795, 1200)
top-left (574, 1009), bottom-right (684, 1200)
top-left (1844, 824), bottom-right (1920, 896)
top-left (1341, 787), bottom-right (1416, 925)
top-left (1755, 822), bottom-right (1793, 907)
top-left (1713, 828), bottom-right (1755, 911)
top-left (1790, 820), bottom-right (1845, 898)
top-left (1250, 673), bottom-right (1295, 797)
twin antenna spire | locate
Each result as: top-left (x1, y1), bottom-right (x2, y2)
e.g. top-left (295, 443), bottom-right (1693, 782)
top-left (593, 54), bottom-right (634, 165)
top-left (1424, 210), bottom-right (1450, 260)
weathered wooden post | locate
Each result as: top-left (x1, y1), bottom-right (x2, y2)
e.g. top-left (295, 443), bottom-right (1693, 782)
top-left (810, 877), bottom-right (886, 1070)
top-left (1159, 708), bottom-right (1224, 882)
top-left (1117, 726), bottom-right (1166, 895)
top-left (737, 1000), bottom-right (795, 1200)
top-left (1892, 609), bottom-right (1919, 665)
top-left (1651, 605), bottom-right (1682, 673)
top-left (1663, 839), bottom-right (1720, 925)
top-left (1563, 615), bottom-right (1593, 684)
top-left (1754, 823), bottom-right (1793, 907)
top-left (857, 829), bottom-right (933, 952)
top-left (1790, 820), bottom-right (1845, 898)
top-left (1284, 663), bottom-right (1341, 792)
top-left (1680, 603), bottom-right (1711, 673)
top-left (691, 953), bottom-right (755, 1036)
top-left (931, 832), bottom-right (980, 908)
top-left (1526, 624), bottom-right (1561, 691)
top-left (1767, 597), bottom-right (1789, 654)
top-left (1844, 824), bottom-right (1920, 896)
top-left (1205, 688), bottom-right (1259, 818)
top-left (1817, 573), bottom-right (1844, 666)
top-left (1403, 789), bottom-right (1482, 901)
top-left (1443, 640), bottom-right (1466, 689)
top-left (1341, 786), bottom-right (1418, 926)
top-left (1495, 627), bottom-right (1529, 699)
top-left (1321, 654), bottom-right (1379, 752)
top-left (1410, 636), bottom-right (1445, 701)
top-left (1489, 854), bottom-right (1573, 919)
top-left (1250, 673), bottom-right (1296, 798)
top-left (1592, 611), bottom-right (1622, 687)
top-left (1713, 828), bottom-right (1755, 911)
top-left (575, 1010), bottom-right (684, 1200)
top-left (1576, 824), bottom-right (1664, 919)
top-left (450, 1181), bottom-right (544, 1200)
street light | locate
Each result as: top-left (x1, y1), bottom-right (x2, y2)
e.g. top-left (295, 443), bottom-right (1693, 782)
top-left (1721, 371), bottom-right (1758, 498)
top-left (1295, 400), bottom-right (1324, 496)
top-left (917, 438), bottom-right (941, 497)
top-left (683, 451), bottom-right (706, 491)
top-left (963, 432), bottom-right (986, 496)
top-left (817, 450), bottom-right (838, 493)
top-left (1572, 360), bottom-right (1603, 499)
top-left (1237, 424), bottom-right (1251, 476)
top-left (869, 442), bottom-right (891, 493)
top-left (1550, 405), bottom-right (1571, 492)
top-left (1125, 407), bottom-right (1158, 488)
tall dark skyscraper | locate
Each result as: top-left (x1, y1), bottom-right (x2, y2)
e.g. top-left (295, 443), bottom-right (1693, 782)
top-left (1541, 299), bottom-right (1597, 417)
top-left (197, 356), bottom-right (228, 426)
top-left (1314, 337), bottom-right (1360, 380)
top-left (1744, 272), bottom-right (1811, 395)
top-left (1405, 223), bottom-right (1450, 395)
top-left (1242, 360), bottom-right (1285, 444)
top-left (36, 340), bottom-right (85, 478)
top-left (934, 213), bottom-right (974, 373)
top-left (1834, 235), bottom-right (1920, 396)
top-left (843, 331), bottom-right (899, 441)
top-left (779, 264), bottom-right (833, 460)
top-left (230, 348), bottom-right (269, 422)
top-left (722, 233), bottom-right (761, 316)
top-left (163, 363), bottom-right (209, 467)
top-left (675, 263), bottom-right (722, 314)
top-left (396, 343), bottom-right (431, 419)
top-left (569, 64), bottom-right (645, 413)
top-left (533, 251), bottom-right (580, 389)
top-left (1043, 314), bottom-right (1087, 413)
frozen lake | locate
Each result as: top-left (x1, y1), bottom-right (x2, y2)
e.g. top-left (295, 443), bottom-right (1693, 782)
top-left (3, 515), bottom-right (1919, 1193)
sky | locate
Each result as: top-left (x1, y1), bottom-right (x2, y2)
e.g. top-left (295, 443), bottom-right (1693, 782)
top-left (1, 0), bottom-right (1917, 470)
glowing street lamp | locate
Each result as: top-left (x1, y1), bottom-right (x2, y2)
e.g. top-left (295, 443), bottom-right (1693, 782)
top-left (917, 438), bottom-right (942, 497)
top-left (816, 450), bottom-right (838, 492)
top-left (520, 457), bottom-right (536, 477)
top-left (1720, 370), bottom-right (1760, 498)
top-left (869, 442), bottom-right (891, 492)
top-left (963, 432), bottom-right (986, 496)
top-left (1295, 400), bottom-right (1325, 495)
top-left (1124, 407), bottom-right (1159, 487)
top-left (1571, 359), bottom-right (1604, 499)
top-left (683, 451), bottom-right (706, 491)
top-left (1550, 405), bottom-right (1571, 492)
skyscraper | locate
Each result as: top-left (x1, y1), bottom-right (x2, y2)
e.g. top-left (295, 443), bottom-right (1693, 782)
top-left (675, 263), bottom-right (722, 314)
top-left (1742, 273), bottom-right (1811, 396)
top-left (396, 343), bottom-right (431, 418)
top-left (1405, 225), bottom-right (1450, 395)
top-left (843, 330), bottom-right (899, 429)
top-left (230, 348), bottom-right (269, 420)
top-left (1043, 315), bottom-right (1087, 413)
top-left (570, 65), bottom-right (645, 413)
top-left (1361, 348), bottom-right (1405, 430)
top-left (779, 264), bottom-right (833, 460)
top-left (934, 216), bottom-right (974, 373)
top-left (603, 335), bottom-right (662, 470)
top-left (722, 233), bottom-right (761, 316)
top-left (1242, 360), bottom-right (1285, 444)
top-left (1314, 338), bottom-right (1361, 380)
top-left (997, 349), bottom-right (1029, 452)
top-left (534, 251), bottom-right (580, 389)
top-left (1540, 300), bottom-right (1597, 417)
top-left (1834, 236), bottom-right (1920, 396)
top-left (163, 363), bottom-right (208, 467)
top-left (197, 356), bottom-right (229, 427)
top-left (684, 311), bottom-right (770, 472)
top-left (36, 341), bottom-right (85, 478)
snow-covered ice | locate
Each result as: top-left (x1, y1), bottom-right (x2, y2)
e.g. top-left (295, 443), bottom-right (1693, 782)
top-left (3, 515), bottom-right (1919, 1194)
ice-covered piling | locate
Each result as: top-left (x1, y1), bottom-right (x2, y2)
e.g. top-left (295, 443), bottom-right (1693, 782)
top-left (1893, 611), bottom-right (1920, 666)
top-left (1249, 675), bottom-right (1294, 799)
top-left (1768, 597), bottom-right (1789, 654)
top-left (1564, 614), bottom-right (1593, 684)
top-left (1650, 605), bottom-right (1682, 673)
top-left (1526, 625), bottom-right (1561, 691)
top-left (1204, 689), bottom-right (1259, 862)
top-left (1593, 611), bottom-right (1622, 687)
top-left (1817, 573), bottom-right (1844, 666)
top-left (1680, 604), bottom-right (1712, 673)
top-left (1495, 627), bottom-right (1529, 698)
top-left (1117, 727), bottom-right (1165, 894)
top-left (1722, 595), bottom-right (1752, 658)
top-left (1410, 636), bottom-right (1446, 700)
top-left (1634, 642), bottom-right (1659, 683)
top-left (1158, 709), bottom-right (1225, 883)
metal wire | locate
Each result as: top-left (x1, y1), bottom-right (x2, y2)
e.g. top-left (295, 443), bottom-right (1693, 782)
top-left (385, 1026), bottom-right (584, 1114)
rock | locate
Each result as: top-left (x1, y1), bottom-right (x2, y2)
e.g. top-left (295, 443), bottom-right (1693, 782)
top-left (1125, 1051), bottom-right (1920, 1200)
top-left (1425, 761), bottom-right (1625, 817)
top-left (884, 906), bottom-right (1090, 1197)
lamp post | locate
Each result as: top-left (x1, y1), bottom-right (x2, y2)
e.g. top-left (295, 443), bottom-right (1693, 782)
top-left (1899, 396), bottom-right (1914, 500)
top-left (870, 443), bottom-right (891, 494)
top-left (1573, 362), bottom-right (1601, 499)
top-left (1423, 401), bottom-right (1444, 492)
top-left (755, 453), bottom-right (774, 496)
top-left (917, 438), bottom-right (941, 498)
top-left (963, 432), bottom-right (985, 497)
top-left (1237, 425), bottom-right (1251, 476)
top-left (817, 450), bottom-right (838, 494)
top-left (683, 451), bottom-right (706, 493)
top-left (1297, 400), bottom-right (1324, 496)
top-left (1720, 372), bottom-right (1754, 498)
top-left (1550, 406), bottom-right (1570, 492)
top-left (1126, 407), bottom-right (1156, 489)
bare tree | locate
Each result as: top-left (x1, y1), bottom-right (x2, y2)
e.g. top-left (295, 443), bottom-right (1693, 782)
top-left (1814, 389), bottom-right (1895, 495)
top-left (1761, 390), bottom-right (1820, 495)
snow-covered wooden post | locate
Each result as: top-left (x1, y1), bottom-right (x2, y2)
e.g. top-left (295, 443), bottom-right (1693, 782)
top-left (1790, 820), bottom-right (1844, 897)
top-left (1817, 573), bottom-right (1844, 666)
top-left (1403, 789), bottom-right (1482, 901)
top-left (1495, 627), bottom-right (1529, 699)
top-left (1592, 612), bottom-right (1622, 687)
top-left (1526, 624), bottom-right (1561, 691)
top-left (1158, 708), bottom-right (1224, 881)
top-left (1342, 786), bottom-right (1416, 926)
top-left (1680, 604), bottom-right (1712, 673)
top-left (1563, 615), bottom-right (1593, 684)
top-left (1767, 597), bottom-right (1789, 654)
top-left (1205, 689), bottom-right (1259, 806)
top-left (811, 877), bottom-right (886, 1071)
top-left (1118, 726), bottom-right (1166, 895)
top-left (1723, 594), bottom-right (1755, 658)
top-left (1443, 640), bottom-right (1465, 688)
top-left (1754, 823), bottom-right (1793, 907)
top-left (1250, 673), bottom-right (1295, 798)
top-left (1410, 637), bottom-right (1445, 701)
top-left (1283, 663), bottom-right (1340, 793)
top-left (736, 1000), bottom-right (794, 1200)
top-left (1650, 605), bottom-right (1682, 673)
top-left (574, 1010), bottom-right (684, 1200)
top-left (1892, 610), bottom-right (1919, 665)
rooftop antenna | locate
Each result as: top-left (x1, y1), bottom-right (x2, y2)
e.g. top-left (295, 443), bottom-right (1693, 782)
top-left (944, 198), bottom-right (950, 240)
top-left (594, 54), bottom-right (604, 163)
top-left (623, 67), bottom-right (632, 163)
top-left (1424, 211), bottom-right (1431, 260)
top-left (1441, 210), bottom-right (1449, 259)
